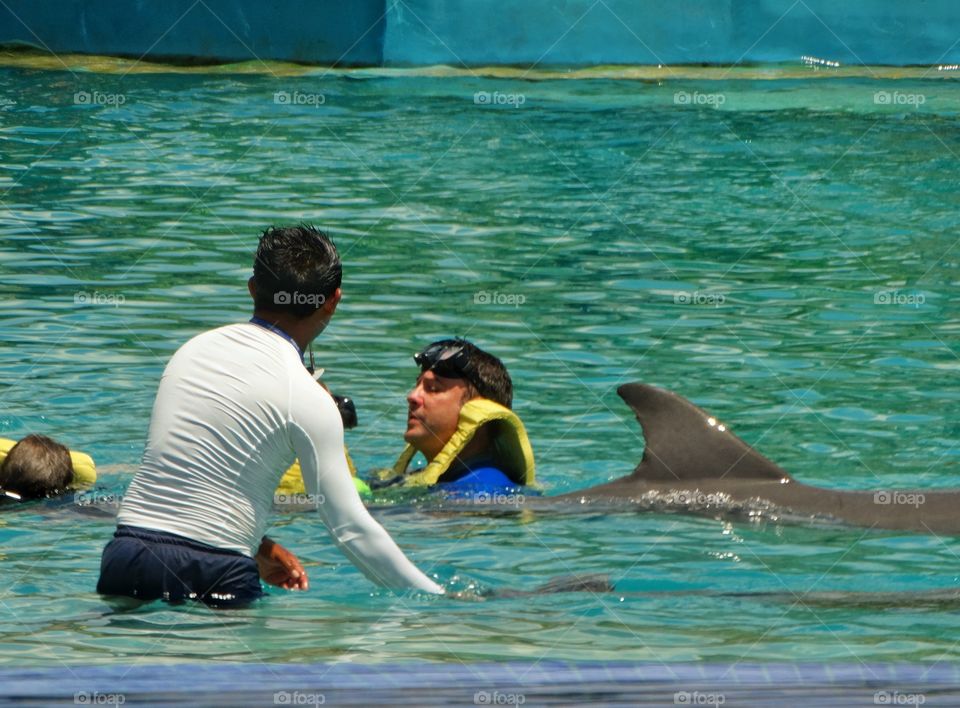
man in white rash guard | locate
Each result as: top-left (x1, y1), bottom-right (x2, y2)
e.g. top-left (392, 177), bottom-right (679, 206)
top-left (97, 225), bottom-right (443, 606)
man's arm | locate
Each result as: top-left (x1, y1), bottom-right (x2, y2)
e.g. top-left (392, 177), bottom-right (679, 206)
top-left (289, 386), bottom-right (444, 594)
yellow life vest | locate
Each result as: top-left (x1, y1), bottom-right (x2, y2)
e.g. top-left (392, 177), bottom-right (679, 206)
top-left (275, 445), bottom-right (371, 497)
top-left (0, 437), bottom-right (97, 487)
top-left (390, 398), bottom-right (535, 487)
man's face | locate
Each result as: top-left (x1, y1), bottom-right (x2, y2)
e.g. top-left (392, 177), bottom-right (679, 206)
top-left (405, 370), bottom-right (471, 460)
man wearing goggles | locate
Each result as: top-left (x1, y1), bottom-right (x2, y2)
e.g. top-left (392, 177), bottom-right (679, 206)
top-left (383, 338), bottom-right (535, 492)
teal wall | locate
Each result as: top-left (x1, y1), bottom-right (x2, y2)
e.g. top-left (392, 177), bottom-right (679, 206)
top-left (0, 0), bottom-right (385, 66)
top-left (384, 0), bottom-right (960, 66)
top-left (1, 0), bottom-right (958, 67)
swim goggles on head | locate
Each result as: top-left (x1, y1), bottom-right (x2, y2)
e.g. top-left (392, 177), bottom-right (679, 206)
top-left (413, 341), bottom-right (476, 386)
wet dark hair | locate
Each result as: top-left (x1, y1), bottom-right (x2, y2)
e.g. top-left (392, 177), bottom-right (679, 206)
top-left (252, 224), bottom-right (342, 318)
top-left (0, 434), bottom-right (74, 500)
top-left (418, 338), bottom-right (513, 408)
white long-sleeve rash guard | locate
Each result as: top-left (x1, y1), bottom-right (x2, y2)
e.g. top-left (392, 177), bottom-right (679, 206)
top-left (117, 322), bottom-right (443, 595)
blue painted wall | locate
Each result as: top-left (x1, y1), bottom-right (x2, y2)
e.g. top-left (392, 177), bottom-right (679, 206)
top-left (1, 0), bottom-right (958, 67)
top-left (0, 0), bottom-right (385, 66)
top-left (383, 0), bottom-right (960, 66)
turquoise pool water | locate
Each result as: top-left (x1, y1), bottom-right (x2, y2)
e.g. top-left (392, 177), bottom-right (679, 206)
top-left (1, 60), bottom-right (960, 667)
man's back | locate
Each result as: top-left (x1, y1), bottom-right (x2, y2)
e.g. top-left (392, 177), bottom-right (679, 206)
top-left (100, 224), bottom-right (443, 605)
top-left (118, 322), bottom-right (341, 556)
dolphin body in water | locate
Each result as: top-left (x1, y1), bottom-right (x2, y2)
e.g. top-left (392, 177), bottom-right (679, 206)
top-left (58, 382), bottom-right (955, 535)
top-left (542, 383), bottom-right (958, 535)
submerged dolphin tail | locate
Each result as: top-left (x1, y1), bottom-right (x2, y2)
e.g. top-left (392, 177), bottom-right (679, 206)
top-left (616, 383), bottom-right (792, 483)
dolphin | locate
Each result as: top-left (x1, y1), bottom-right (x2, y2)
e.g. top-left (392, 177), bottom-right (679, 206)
top-left (545, 383), bottom-right (959, 535)
top-left (68, 383), bottom-right (956, 536)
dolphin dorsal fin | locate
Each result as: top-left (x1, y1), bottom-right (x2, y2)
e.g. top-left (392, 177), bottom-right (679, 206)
top-left (617, 383), bottom-right (792, 483)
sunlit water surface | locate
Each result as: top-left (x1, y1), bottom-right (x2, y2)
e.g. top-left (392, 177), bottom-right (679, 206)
top-left (1, 59), bottom-right (960, 666)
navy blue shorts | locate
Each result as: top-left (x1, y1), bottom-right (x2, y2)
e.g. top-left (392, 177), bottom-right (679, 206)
top-left (96, 525), bottom-right (264, 608)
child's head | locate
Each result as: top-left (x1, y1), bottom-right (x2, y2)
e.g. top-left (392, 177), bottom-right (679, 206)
top-left (0, 434), bottom-right (74, 500)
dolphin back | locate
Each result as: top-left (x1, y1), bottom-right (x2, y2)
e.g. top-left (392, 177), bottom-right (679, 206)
top-left (616, 383), bottom-right (792, 483)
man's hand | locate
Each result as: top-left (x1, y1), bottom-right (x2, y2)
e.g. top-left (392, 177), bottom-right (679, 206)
top-left (256, 537), bottom-right (309, 591)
